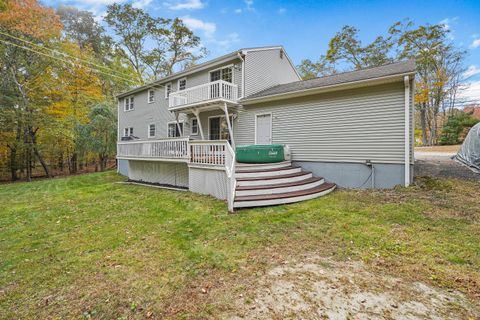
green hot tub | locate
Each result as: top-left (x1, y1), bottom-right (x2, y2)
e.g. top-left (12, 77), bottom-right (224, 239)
top-left (236, 144), bottom-right (285, 163)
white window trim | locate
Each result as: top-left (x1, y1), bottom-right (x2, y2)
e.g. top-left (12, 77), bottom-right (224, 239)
top-left (148, 123), bottom-right (156, 138)
top-left (167, 120), bottom-right (185, 137)
top-left (124, 96), bottom-right (134, 112)
top-left (208, 65), bottom-right (234, 83)
top-left (190, 118), bottom-right (199, 135)
top-left (123, 126), bottom-right (134, 137)
top-left (177, 78), bottom-right (187, 91)
top-left (254, 112), bottom-right (272, 145)
top-left (165, 82), bottom-right (172, 99)
top-left (148, 89), bottom-right (155, 104)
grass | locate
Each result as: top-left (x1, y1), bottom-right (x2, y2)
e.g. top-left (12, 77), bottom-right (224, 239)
top-left (0, 171), bottom-right (479, 319)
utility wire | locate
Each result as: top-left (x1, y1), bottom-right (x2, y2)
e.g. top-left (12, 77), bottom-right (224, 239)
top-left (0, 31), bottom-right (169, 93)
top-left (0, 30), bottom-right (134, 80)
top-left (0, 38), bottom-right (136, 83)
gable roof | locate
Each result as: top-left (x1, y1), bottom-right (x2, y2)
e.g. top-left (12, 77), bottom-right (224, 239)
top-left (241, 60), bottom-right (416, 103)
top-left (117, 46), bottom-right (293, 98)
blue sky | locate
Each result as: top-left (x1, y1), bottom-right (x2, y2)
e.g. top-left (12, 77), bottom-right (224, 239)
top-left (42, 0), bottom-right (480, 103)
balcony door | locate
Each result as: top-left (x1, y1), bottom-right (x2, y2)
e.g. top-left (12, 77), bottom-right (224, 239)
top-left (209, 67), bottom-right (233, 99)
top-left (209, 116), bottom-right (233, 144)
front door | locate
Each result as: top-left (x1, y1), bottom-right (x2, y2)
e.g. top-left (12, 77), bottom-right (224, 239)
top-left (255, 114), bottom-right (272, 144)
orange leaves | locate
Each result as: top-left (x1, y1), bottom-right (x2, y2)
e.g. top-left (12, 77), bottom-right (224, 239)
top-left (0, 0), bottom-right (62, 40)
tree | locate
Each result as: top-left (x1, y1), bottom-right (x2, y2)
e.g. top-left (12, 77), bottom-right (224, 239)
top-left (439, 112), bottom-right (479, 145)
top-left (104, 3), bottom-right (205, 82)
top-left (0, 0), bottom-right (63, 180)
top-left (84, 103), bottom-right (117, 171)
top-left (104, 3), bottom-right (166, 83)
top-left (391, 20), bottom-right (467, 145)
top-left (325, 25), bottom-right (394, 69)
top-left (297, 55), bottom-right (336, 80)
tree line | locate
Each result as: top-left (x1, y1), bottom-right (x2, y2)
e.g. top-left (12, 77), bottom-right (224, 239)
top-left (0, 0), bottom-right (204, 181)
top-left (1, 1), bottom-right (474, 182)
top-left (297, 20), bottom-right (475, 146)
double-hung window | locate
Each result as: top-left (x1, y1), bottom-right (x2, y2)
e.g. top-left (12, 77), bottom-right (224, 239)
top-left (165, 83), bottom-right (172, 98)
top-left (178, 78), bottom-right (187, 91)
top-left (167, 122), bottom-right (183, 137)
top-left (124, 96), bottom-right (134, 111)
top-left (191, 118), bottom-right (198, 135)
top-left (148, 124), bottom-right (156, 138)
top-left (124, 127), bottom-right (134, 137)
top-left (148, 90), bottom-right (155, 103)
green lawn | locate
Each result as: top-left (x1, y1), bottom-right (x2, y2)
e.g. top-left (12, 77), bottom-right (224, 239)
top-left (0, 171), bottom-right (479, 319)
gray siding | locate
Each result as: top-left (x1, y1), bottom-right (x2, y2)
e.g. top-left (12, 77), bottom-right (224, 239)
top-left (244, 48), bottom-right (300, 97)
top-left (118, 59), bottom-right (242, 141)
top-left (235, 82), bottom-right (412, 164)
top-left (128, 160), bottom-right (189, 187)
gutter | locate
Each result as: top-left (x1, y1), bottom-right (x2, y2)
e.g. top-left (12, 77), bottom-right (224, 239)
top-left (117, 51), bottom-right (240, 98)
top-left (237, 52), bottom-right (245, 98)
top-left (240, 71), bottom-right (416, 105)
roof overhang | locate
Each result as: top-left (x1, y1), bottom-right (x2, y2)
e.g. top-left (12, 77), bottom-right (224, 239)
top-left (117, 52), bottom-right (241, 99)
top-left (240, 72), bottom-right (416, 105)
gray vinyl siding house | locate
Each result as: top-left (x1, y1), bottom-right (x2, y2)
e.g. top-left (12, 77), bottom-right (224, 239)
top-left (116, 46), bottom-right (415, 210)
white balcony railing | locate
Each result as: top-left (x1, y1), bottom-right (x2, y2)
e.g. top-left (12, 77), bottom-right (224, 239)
top-left (117, 138), bottom-right (189, 161)
top-left (169, 80), bottom-right (238, 109)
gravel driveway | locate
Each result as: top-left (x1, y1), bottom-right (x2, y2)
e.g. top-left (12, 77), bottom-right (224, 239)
top-left (414, 148), bottom-right (480, 181)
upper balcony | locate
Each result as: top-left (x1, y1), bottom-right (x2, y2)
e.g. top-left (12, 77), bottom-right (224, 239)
top-left (168, 80), bottom-right (238, 111)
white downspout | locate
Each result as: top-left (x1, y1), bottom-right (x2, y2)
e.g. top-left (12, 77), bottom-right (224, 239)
top-left (237, 52), bottom-right (245, 98)
top-left (117, 98), bottom-right (120, 173)
top-left (404, 76), bottom-right (410, 187)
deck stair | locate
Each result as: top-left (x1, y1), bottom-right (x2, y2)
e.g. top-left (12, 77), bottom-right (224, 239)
top-left (233, 161), bottom-right (336, 208)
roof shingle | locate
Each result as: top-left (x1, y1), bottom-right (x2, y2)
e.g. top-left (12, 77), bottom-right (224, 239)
top-left (242, 60), bottom-right (416, 101)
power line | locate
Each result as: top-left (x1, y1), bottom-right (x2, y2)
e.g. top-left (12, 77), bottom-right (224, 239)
top-left (0, 38), bottom-right (137, 83)
top-left (0, 30), bottom-right (136, 81)
top-left (0, 32), bottom-right (170, 94)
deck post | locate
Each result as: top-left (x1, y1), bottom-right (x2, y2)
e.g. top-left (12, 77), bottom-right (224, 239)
top-left (223, 103), bottom-right (235, 149)
top-left (192, 109), bottom-right (205, 140)
top-left (175, 112), bottom-right (184, 137)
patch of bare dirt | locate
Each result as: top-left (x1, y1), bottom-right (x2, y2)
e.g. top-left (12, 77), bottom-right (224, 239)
top-left (227, 255), bottom-right (479, 320)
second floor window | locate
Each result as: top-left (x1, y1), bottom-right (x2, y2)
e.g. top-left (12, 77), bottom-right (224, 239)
top-left (178, 78), bottom-right (186, 91)
top-left (165, 83), bottom-right (172, 98)
top-left (148, 90), bottom-right (155, 103)
top-left (124, 96), bottom-right (134, 111)
top-left (148, 124), bottom-right (156, 138)
top-left (210, 67), bottom-right (233, 83)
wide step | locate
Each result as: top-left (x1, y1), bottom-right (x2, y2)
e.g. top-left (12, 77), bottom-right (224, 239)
top-left (236, 166), bottom-right (301, 178)
top-left (235, 177), bottom-right (325, 196)
top-left (233, 183), bottom-right (336, 208)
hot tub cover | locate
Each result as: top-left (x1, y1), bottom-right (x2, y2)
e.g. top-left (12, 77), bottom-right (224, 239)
top-left (454, 122), bottom-right (480, 173)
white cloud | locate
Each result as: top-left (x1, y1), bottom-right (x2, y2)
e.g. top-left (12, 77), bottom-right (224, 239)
top-left (470, 38), bottom-right (480, 49)
top-left (132, 0), bottom-right (152, 9)
top-left (234, 8), bottom-right (242, 14)
top-left (277, 7), bottom-right (286, 14)
top-left (459, 80), bottom-right (480, 103)
top-left (181, 16), bottom-right (216, 38)
top-left (463, 65), bottom-right (480, 79)
top-left (212, 32), bottom-right (240, 50)
top-left (244, 0), bottom-right (254, 11)
top-left (439, 17), bottom-right (458, 40)
top-left (166, 0), bottom-right (204, 10)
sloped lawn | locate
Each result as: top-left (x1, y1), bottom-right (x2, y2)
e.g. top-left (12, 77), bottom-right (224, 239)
top-left (0, 171), bottom-right (479, 319)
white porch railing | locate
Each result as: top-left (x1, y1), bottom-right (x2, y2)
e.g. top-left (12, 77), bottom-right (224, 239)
top-left (117, 138), bottom-right (190, 160)
top-left (189, 140), bottom-right (236, 211)
top-left (169, 80), bottom-right (238, 109)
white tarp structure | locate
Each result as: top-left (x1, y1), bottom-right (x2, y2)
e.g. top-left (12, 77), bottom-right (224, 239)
top-left (454, 122), bottom-right (480, 173)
